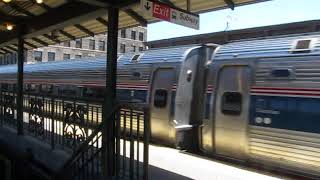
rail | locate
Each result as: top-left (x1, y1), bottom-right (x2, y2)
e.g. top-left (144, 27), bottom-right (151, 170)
top-left (0, 87), bottom-right (150, 180)
top-left (55, 105), bottom-right (119, 180)
top-left (56, 103), bottom-right (150, 180)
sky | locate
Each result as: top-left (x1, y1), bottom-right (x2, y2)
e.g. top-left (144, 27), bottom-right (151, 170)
top-left (147, 0), bottom-right (320, 41)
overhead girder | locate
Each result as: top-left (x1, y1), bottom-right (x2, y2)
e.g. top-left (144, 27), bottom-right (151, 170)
top-left (75, 0), bottom-right (109, 8)
top-left (74, 24), bottom-right (95, 37)
top-left (224, 0), bottom-right (235, 10)
top-left (0, 48), bottom-right (12, 54)
top-left (124, 9), bottom-right (148, 27)
top-left (6, 2), bottom-right (36, 17)
top-left (32, 0), bottom-right (52, 11)
top-left (32, 37), bottom-right (49, 46)
top-left (5, 45), bottom-right (17, 52)
top-left (0, 1), bottom-right (103, 46)
top-left (58, 30), bottom-right (76, 40)
top-left (24, 41), bottom-right (38, 49)
top-left (96, 17), bottom-right (108, 27)
top-left (43, 34), bottom-right (60, 44)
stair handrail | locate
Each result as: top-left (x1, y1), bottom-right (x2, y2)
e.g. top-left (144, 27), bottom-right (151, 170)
top-left (55, 103), bottom-right (120, 178)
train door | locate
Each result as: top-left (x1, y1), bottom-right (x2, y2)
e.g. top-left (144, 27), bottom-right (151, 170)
top-left (214, 65), bottom-right (251, 160)
top-left (150, 68), bottom-right (176, 144)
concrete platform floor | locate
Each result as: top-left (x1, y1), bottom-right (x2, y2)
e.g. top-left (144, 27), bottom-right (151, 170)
top-left (148, 145), bottom-right (282, 180)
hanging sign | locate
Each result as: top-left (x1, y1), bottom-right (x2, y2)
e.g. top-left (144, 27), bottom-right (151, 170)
top-left (141, 0), bottom-right (200, 30)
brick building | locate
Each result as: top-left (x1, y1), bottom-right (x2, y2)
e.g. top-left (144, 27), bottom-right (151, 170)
top-left (0, 26), bottom-right (146, 65)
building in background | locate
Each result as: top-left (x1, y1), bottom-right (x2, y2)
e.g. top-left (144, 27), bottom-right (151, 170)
top-left (147, 20), bottom-right (320, 49)
top-left (0, 26), bottom-right (146, 65)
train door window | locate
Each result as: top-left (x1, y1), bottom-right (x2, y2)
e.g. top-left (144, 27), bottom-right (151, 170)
top-left (154, 89), bottom-right (168, 108)
top-left (221, 92), bottom-right (242, 115)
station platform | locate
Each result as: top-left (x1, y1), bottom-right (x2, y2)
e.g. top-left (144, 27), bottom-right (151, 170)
top-left (147, 145), bottom-right (282, 180)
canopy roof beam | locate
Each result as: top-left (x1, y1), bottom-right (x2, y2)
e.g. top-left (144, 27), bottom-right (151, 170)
top-left (76, 0), bottom-right (109, 8)
top-left (224, 0), bottom-right (235, 10)
top-left (96, 17), bottom-right (108, 27)
top-left (124, 9), bottom-right (148, 27)
top-left (33, 1), bottom-right (52, 11)
top-left (43, 34), bottom-right (60, 44)
top-left (59, 30), bottom-right (76, 40)
top-left (7, 3), bottom-right (36, 17)
top-left (12, 44), bottom-right (28, 51)
top-left (160, 0), bottom-right (176, 7)
top-left (32, 37), bottom-right (49, 46)
top-left (24, 41), bottom-right (38, 49)
top-left (74, 24), bottom-right (95, 37)
top-left (0, 0), bottom-right (267, 50)
top-left (0, 48), bottom-right (11, 54)
top-left (0, 1), bottom-right (101, 45)
top-left (5, 46), bottom-right (17, 52)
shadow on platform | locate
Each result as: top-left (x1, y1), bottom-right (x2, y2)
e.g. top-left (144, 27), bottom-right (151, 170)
top-left (149, 165), bottom-right (193, 180)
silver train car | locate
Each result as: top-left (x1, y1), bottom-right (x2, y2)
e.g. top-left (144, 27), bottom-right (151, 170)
top-left (1, 32), bottom-right (320, 177)
top-left (0, 45), bottom-right (216, 146)
top-left (199, 32), bottom-right (320, 177)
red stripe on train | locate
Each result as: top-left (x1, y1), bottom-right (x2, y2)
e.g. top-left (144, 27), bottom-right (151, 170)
top-left (251, 86), bottom-right (320, 92)
top-left (250, 90), bottom-right (320, 96)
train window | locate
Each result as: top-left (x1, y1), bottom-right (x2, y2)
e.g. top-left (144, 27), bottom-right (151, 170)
top-left (132, 72), bottom-right (141, 78)
top-left (130, 53), bottom-right (143, 63)
top-left (271, 69), bottom-right (290, 77)
top-left (221, 92), bottom-right (242, 115)
top-left (291, 39), bottom-right (312, 53)
top-left (269, 68), bottom-right (294, 79)
top-left (296, 40), bottom-right (310, 49)
top-left (154, 89), bottom-right (168, 108)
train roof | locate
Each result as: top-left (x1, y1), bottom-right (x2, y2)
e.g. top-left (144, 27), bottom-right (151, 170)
top-left (214, 32), bottom-right (320, 60)
top-left (0, 45), bottom-right (198, 74)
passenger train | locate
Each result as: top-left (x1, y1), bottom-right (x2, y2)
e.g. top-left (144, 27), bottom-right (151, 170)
top-left (1, 32), bottom-right (320, 177)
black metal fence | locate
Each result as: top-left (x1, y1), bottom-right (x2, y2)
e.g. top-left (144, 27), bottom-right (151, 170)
top-left (116, 104), bottom-right (150, 180)
top-left (23, 94), bottom-right (103, 151)
top-left (58, 104), bottom-right (150, 180)
top-left (0, 91), bottom-right (17, 127)
top-left (0, 87), bottom-right (150, 180)
top-left (0, 90), bottom-right (103, 151)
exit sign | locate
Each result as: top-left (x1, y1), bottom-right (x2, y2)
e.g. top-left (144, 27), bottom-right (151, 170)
top-left (141, 0), bottom-right (200, 30)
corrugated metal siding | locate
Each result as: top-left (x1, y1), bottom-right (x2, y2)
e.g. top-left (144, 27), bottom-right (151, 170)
top-left (254, 56), bottom-right (320, 88)
top-left (249, 126), bottom-right (320, 175)
top-left (0, 45), bottom-right (194, 84)
top-left (214, 33), bottom-right (320, 60)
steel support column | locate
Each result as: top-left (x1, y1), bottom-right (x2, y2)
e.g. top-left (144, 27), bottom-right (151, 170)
top-left (102, 6), bottom-right (119, 177)
top-left (17, 25), bottom-right (25, 135)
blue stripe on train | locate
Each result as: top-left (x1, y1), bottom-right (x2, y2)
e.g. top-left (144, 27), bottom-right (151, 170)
top-left (249, 95), bottom-right (320, 134)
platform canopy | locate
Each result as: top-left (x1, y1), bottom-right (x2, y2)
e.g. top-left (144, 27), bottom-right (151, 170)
top-left (0, 0), bottom-right (268, 54)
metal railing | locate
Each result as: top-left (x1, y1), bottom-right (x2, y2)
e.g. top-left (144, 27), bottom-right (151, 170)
top-left (0, 91), bottom-right (17, 128)
top-left (0, 87), bottom-right (150, 180)
top-left (117, 104), bottom-right (150, 180)
top-left (56, 103), bottom-right (150, 180)
top-left (0, 90), bottom-right (103, 151)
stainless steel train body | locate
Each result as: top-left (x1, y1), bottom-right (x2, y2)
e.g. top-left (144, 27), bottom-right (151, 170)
top-left (197, 32), bottom-right (320, 177)
top-left (0, 32), bottom-right (320, 177)
top-left (0, 45), bottom-right (215, 145)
